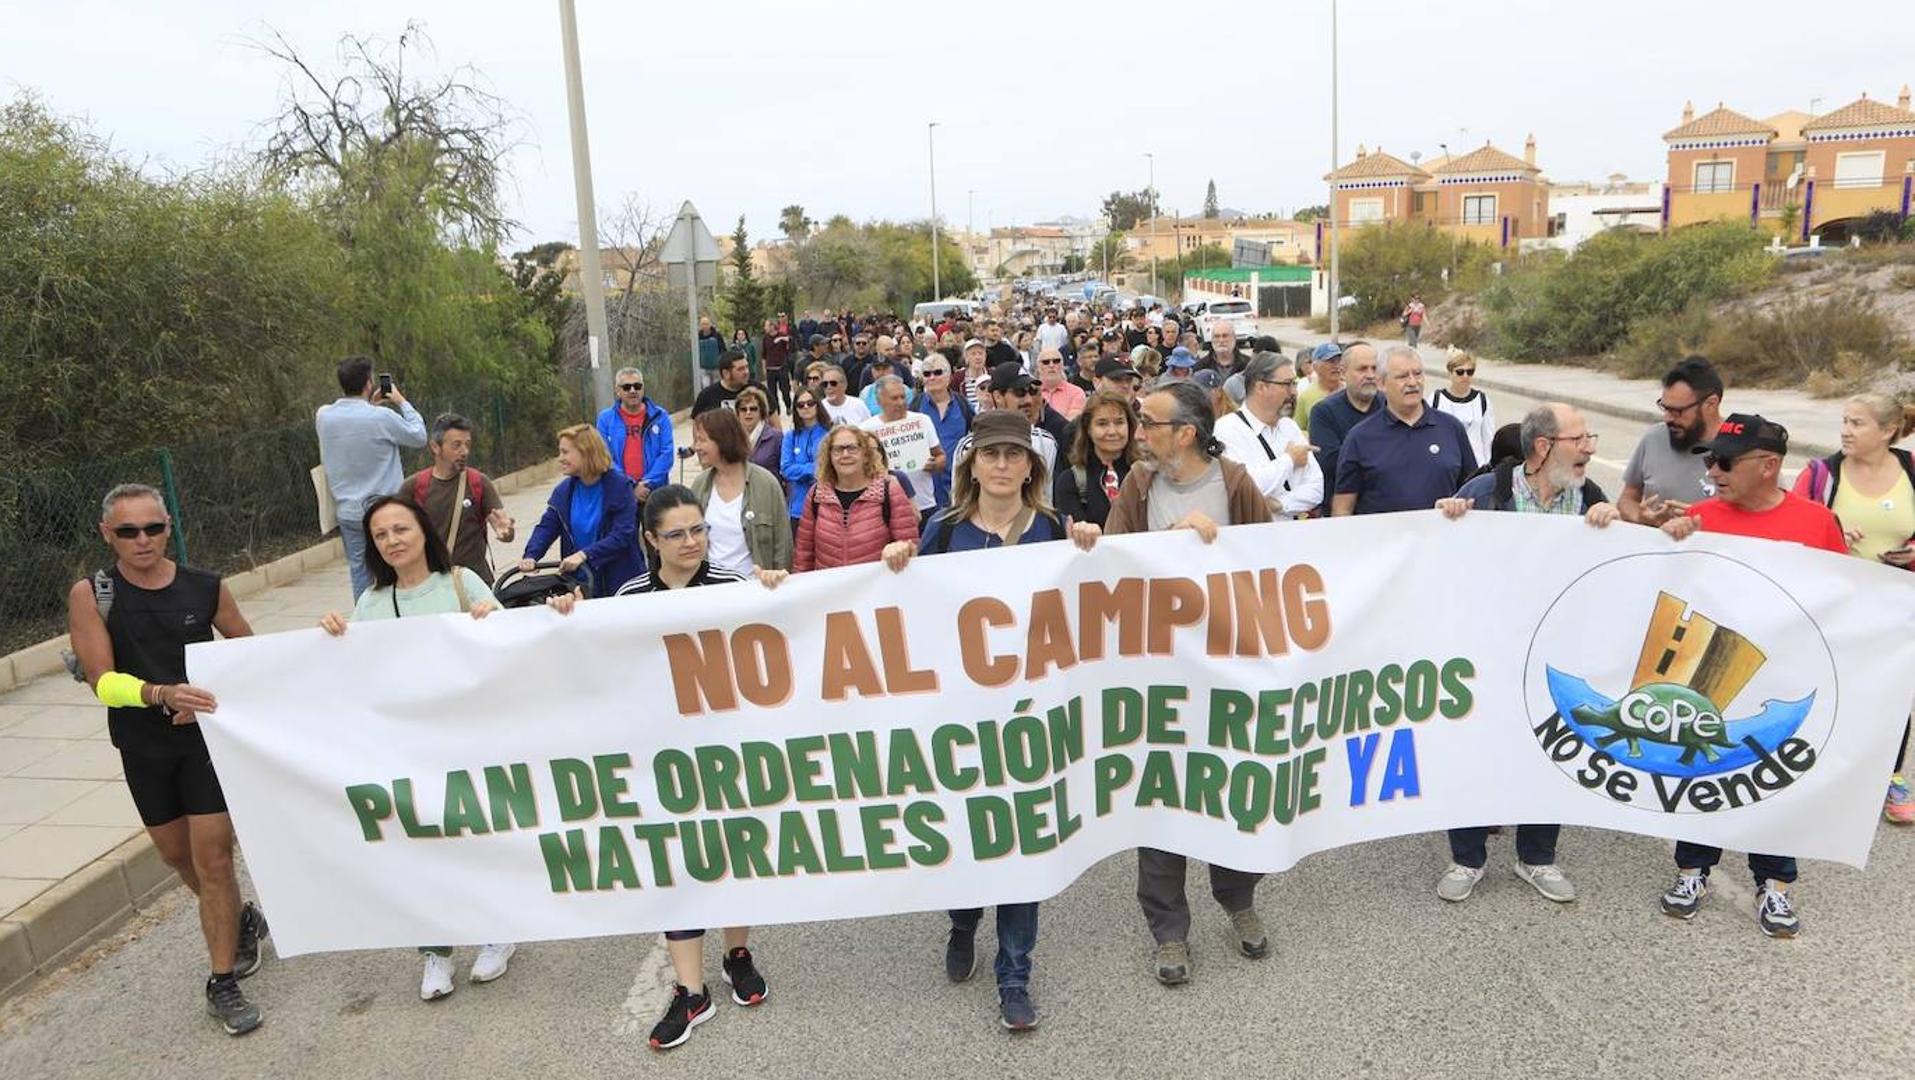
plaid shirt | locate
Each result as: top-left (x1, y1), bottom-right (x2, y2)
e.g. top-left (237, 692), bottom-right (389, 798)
top-left (1511, 468), bottom-right (1585, 516)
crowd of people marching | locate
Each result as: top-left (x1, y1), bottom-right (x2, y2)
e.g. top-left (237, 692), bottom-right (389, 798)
top-left (71, 296), bottom-right (1915, 1042)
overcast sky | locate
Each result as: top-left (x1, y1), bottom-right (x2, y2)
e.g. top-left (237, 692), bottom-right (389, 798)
top-left (4, 0), bottom-right (1907, 250)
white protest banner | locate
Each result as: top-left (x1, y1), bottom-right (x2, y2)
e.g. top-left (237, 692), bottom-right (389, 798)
top-left (866, 412), bottom-right (937, 473)
top-left (191, 513), bottom-right (1915, 957)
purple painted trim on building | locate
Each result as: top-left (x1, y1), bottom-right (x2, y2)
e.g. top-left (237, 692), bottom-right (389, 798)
top-left (1500, 216), bottom-right (1510, 249)
top-left (1901, 174), bottom-right (1912, 220)
top-left (1750, 182), bottom-right (1761, 225)
top-left (1660, 184), bottom-right (1672, 231)
top-left (1801, 179), bottom-right (1815, 242)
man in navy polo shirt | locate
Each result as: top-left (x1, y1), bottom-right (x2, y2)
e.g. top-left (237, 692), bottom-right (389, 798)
top-left (1330, 346), bottom-right (1477, 516)
top-left (1308, 341), bottom-right (1380, 482)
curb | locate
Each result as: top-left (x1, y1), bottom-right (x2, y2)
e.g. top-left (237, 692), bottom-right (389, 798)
top-left (0, 834), bottom-right (175, 1002)
top-left (0, 456), bottom-right (563, 696)
top-left (1269, 335), bottom-right (1840, 460)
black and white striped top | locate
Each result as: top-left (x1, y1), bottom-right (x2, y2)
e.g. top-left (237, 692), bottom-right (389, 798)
top-left (614, 561), bottom-right (748, 595)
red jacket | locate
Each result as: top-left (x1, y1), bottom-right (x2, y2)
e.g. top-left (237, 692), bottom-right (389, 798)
top-left (795, 476), bottom-right (920, 571)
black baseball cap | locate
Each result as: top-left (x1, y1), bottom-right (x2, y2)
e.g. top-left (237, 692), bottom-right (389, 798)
top-left (988, 362), bottom-right (1036, 393)
top-left (1692, 413), bottom-right (1788, 459)
top-left (1094, 357), bottom-right (1139, 379)
top-left (1100, 328), bottom-right (1122, 340)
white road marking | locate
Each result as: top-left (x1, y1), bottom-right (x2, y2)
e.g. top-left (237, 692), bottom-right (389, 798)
top-left (615, 936), bottom-right (677, 1037)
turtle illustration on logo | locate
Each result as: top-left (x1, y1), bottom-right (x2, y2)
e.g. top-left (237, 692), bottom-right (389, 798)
top-left (1542, 591), bottom-right (1815, 780)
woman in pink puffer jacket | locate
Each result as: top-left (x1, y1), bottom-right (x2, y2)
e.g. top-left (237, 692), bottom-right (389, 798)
top-left (795, 425), bottom-right (919, 571)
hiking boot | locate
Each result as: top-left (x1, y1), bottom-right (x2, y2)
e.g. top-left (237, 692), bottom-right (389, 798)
top-left (1153, 940), bottom-right (1190, 986)
top-left (1229, 907), bottom-right (1270, 958)
top-left (1660, 871), bottom-right (1708, 919)
top-left (1887, 775), bottom-right (1914, 825)
top-left (945, 924), bottom-right (977, 983)
top-left (649, 985), bottom-right (715, 1050)
top-left (234, 901), bottom-right (269, 979)
top-left (470, 943), bottom-right (516, 983)
top-left (721, 946), bottom-right (768, 1006)
top-left (1436, 863), bottom-right (1485, 902)
top-left (205, 974), bottom-right (261, 1036)
top-left (1513, 862), bottom-right (1577, 903)
top-left (999, 986), bottom-right (1038, 1032)
top-left (420, 952), bottom-right (456, 1000)
top-left (1756, 882), bottom-right (1802, 939)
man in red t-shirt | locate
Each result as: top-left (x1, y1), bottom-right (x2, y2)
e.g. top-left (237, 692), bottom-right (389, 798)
top-left (1657, 412), bottom-right (1839, 940)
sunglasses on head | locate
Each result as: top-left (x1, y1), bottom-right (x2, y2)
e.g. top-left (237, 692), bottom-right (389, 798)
top-left (618, 382), bottom-right (644, 392)
top-left (113, 522), bottom-right (168, 539)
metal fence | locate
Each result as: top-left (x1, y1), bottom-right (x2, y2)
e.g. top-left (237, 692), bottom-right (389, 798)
top-left (0, 384), bottom-right (587, 655)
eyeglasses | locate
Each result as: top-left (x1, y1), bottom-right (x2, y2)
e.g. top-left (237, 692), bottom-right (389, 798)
top-left (112, 522), bottom-right (169, 539)
top-left (618, 382), bottom-right (644, 392)
top-left (796, 400), bottom-right (819, 409)
top-left (922, 369), bottom-right (949, 377)
top-left (655, 523), bottom-right (710, 544)
top-left (822, 379), bottom-right (844, 387)
top-left (1452, 369), bottom-right (1476, 377)
top-left (1135, 415), bottom-right (1185, 431)
top-left (1039, 359), bottom-right (1062, 367)
top-left (1262, 378), bottom-right (1297, 388)
top-left (830, 444), bottom-right (864, 456)
top-left (1548, 432), bottom-right (1600, 445)
top-left (1657, 398), bottom-right (1702, 417)
top-left (1703, 450), bottom-right (1772, 471)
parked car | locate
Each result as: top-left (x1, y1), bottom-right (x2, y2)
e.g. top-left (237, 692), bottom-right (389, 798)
top-left (1196, 298), bottom-right (1258, 343)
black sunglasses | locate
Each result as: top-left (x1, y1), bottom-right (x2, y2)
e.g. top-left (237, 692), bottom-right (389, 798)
top-left (822, 379), bottom-right (844, 387)
top-left (618, 382), bottom-right (644, 392)
top-left (1452, 369), bottom-right (1476, 377)
top-left (113, 522), bottom-right (168, 539)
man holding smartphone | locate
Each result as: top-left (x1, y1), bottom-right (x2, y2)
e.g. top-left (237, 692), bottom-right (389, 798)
top-left (316, 356), bottom-right (427, 600)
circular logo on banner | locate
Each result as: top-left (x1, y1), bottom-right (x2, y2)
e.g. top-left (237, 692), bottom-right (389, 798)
top-left (1522, 551), bottom-right (1837, 815)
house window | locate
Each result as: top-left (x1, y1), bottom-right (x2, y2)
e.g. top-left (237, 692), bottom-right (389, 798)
top-left (1834, 151), bottom-right (1886, 189)
top-left (1461, 194), bottom-right (1497, 225)
top-left (1693, 160), bottom-right (1734, 194)
top-left (1349, 197), bottom-right (1384, 223)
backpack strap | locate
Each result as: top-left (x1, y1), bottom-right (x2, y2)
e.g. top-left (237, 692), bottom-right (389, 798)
top-left (1580, 478), bottom-right (1607, 509)
top-left (1804, 457), bottom-right (1833, 506)
top-left (450, 569), bottom-right (471, 614)
top-left (92, 569), bottom-right (115, 623)
top-left (931, 516), bottom-right (956, 555)
top-left (1493, 460), bottom-right (1515, 510)
top-left (412, 470), bottom-right (430, 505)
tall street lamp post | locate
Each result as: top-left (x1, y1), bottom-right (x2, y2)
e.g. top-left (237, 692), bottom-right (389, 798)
top-left (928, 122), bottom-right (941, 302)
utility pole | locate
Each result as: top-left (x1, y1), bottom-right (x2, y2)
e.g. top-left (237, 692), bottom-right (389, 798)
top-left (558, 0), bottom-right (613, 411)
top-left (928, 122), bottom-right (941, 302)
top-left (968, 189), bottom-right (975, 238)
top-left (1145, 152), bottom-right (1158, 299)
top-left (1327, 0), bottom-right (1341, 340)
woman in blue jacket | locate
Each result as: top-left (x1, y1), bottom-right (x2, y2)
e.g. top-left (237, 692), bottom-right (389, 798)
top-left (519, 424), bottom-right (645, 594)
top-left (780, 389), bottom-right (831, 529)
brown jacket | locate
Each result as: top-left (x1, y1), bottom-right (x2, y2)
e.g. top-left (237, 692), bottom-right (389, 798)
top-left (1103, 456), bottom-right (1273, 535)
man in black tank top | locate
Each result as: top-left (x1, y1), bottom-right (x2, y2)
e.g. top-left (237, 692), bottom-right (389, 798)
top-left (66, 484), bottom-right (268, 1036)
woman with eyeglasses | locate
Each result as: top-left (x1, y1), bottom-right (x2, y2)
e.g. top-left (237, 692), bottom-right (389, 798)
top-left (609, 485), bottom-right (781, 1049)
top-left (878, 412), bottom-right (1070, 1033)
top-left (320, 494), bottom-right (579, 1002)
top-left (734, 386), bottom-right (784, 481)
top-left (691, 409), bottom-right (792, 575)
top-left (1054, 389), bottom-right (1140, 529)
top-left (794, 425), bottom-right (918, 571)
top-left (1430, 349), bottom-right (1495, 466)
top-left (519, 424), bottom-right (644, 594)
top-left (1791, 393), bottom-right (1915, 823)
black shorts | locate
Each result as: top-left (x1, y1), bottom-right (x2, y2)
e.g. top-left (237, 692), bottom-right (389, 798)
top-left (119, 749), bottom-right (227, 826)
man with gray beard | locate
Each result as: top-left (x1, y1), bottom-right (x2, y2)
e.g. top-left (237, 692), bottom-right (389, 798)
top-left (1431, 402), bottom-right (1619, 904)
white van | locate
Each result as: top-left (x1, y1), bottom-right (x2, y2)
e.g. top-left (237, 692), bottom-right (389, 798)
top-left (913, 299), bottom-right (980, 324)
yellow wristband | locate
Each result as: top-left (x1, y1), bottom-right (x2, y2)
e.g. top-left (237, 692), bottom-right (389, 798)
top-left (95, 672), bottom-right (148, 709)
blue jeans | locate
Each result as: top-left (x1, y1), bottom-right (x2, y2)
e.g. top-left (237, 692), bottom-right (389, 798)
top-left (1674, 842), bottom-right (1797, 885)
top-left (1448, 824), bottom-right (1560, 869)
top-left (339, 518), bottom-right (372, 601)
top-left (949, 903), bottom-right (1038, 990)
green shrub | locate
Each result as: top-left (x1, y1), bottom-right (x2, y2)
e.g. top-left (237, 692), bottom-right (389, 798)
top-left (1334, 223), bottom-right (1493, 326)
top-left (1699, 290), bottom-right (1905, 389)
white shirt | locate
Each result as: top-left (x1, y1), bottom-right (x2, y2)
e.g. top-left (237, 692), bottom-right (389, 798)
top-left (823, 395), bottom-right (872, 426)
top-left (1215, 407), bottom-right (1325, 517)
top-left (1430, 389), bottom-right (1495, 466)
top-left (704, 489), bottom-right (755, 574)
top-left (1035, 321), bottom-right (1070, 355)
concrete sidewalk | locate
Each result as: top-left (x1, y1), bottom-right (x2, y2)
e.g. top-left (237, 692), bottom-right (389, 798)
top-left (0, 457), bottom-right (571, 996)
top-left (1262, 318), bottom-right (1853, 458)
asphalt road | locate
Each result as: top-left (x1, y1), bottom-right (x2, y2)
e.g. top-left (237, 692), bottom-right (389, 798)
top-left (5, 807), bottom-right (1915, 1080)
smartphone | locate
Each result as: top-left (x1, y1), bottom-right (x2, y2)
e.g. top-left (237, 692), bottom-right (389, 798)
top-left (377, 373), bottom-right (395, 397)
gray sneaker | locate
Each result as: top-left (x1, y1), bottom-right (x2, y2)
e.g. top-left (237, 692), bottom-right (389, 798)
top-left (1153, 941), bottom-right (1190, 986)
top-left (1513, 862), bottom-right (1577, 903)
top-left (205, 974), bottom-right (261, 1036)
top-left (1229, 907), bottom-right (1270, 958)
top-left (1436, 863), bottom-right (1485, 902)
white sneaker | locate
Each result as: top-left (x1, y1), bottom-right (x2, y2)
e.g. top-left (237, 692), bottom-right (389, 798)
top-left (1436, 863), bottom-right (1485, 902)
top-left (471, 943), bottom-right (517, 983)
top-left (1513, 862), bottom-right (1577, 903)
top-left (420, 953), bottom-right (456, 1000)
